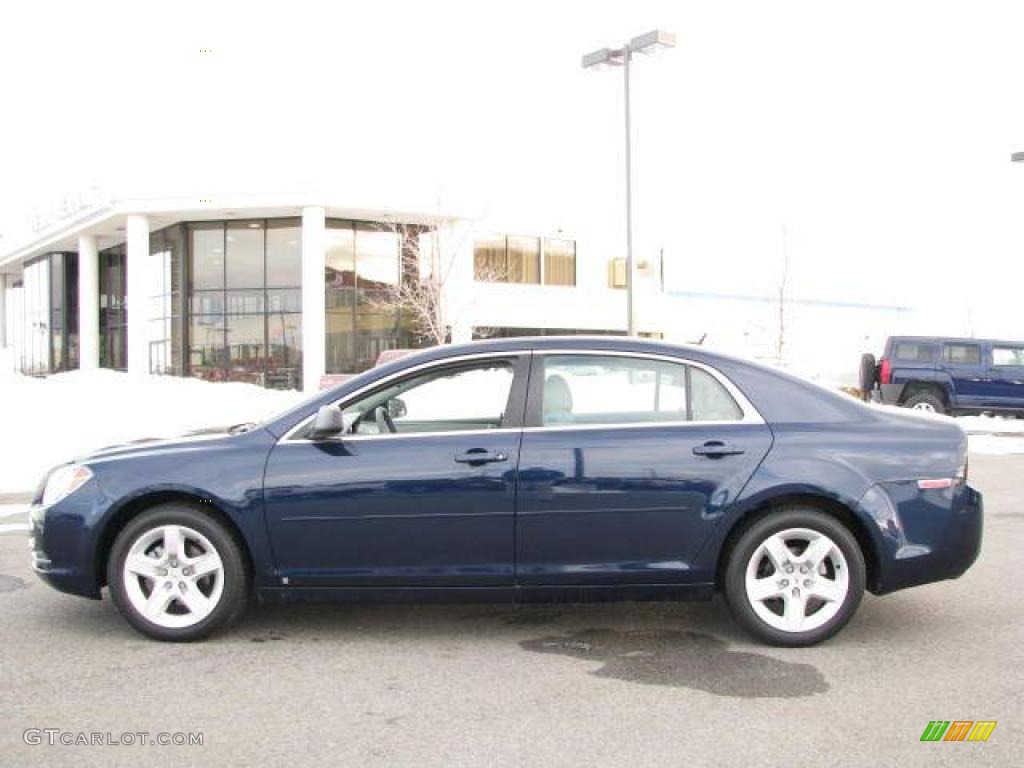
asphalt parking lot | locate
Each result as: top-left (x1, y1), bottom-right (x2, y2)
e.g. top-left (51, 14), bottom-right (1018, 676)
top-left (0, 455), bottom-right (1019, 767)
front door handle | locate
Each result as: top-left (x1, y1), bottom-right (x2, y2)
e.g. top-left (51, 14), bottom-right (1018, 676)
top-left (455, 449), bottom-right (508, 465)
top-left (693, 441), bottom-right (745, 458)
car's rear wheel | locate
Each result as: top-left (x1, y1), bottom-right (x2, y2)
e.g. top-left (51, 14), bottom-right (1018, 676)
top-left (724, 508), bottom-right (865, 646)
top-left (107, 504), bottom-right (249, 641)
top-left (902, 390), bottom-right (947, 415)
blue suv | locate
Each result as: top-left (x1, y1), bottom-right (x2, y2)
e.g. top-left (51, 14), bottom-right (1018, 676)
top-left (861, 336), bottom-right (1024, 415)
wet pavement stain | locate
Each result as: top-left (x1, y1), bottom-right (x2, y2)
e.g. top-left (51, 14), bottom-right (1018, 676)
top-left (459, 607), bottom-right (563, 626)
top-left (503, 609), bottom-right (564, 626)
top-left (0, 575), bottom-right (26, 593)
top-left (250, 631), bottom-right (287, 643)
top-left (521, 628), bottom-right (828, 698)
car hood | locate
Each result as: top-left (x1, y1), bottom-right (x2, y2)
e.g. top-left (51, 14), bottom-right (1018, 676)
top-left (81, 424), bottom-right (246, 462)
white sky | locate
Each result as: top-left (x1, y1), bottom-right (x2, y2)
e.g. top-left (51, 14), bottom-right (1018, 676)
top-left (2, 0), bottom-right (1023, 336)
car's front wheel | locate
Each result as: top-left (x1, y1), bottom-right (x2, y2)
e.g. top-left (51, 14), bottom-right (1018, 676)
top-left (107, 504), bottom-right (249, 641)
top-left (724, 508), bottom-right (865, 646)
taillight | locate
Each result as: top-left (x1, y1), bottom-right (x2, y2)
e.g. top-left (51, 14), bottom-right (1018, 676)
top-left (880, 357), bottom-right (891, 385)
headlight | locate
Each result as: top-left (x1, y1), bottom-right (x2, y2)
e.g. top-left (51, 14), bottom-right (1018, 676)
top-left (42, 465), bottom-right (93, 507)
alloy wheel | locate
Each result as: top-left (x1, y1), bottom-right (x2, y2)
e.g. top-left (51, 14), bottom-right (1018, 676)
top-left (122, 524), bottom-right (224, 629)
top-left (744, 527), bottom-right (850, 633)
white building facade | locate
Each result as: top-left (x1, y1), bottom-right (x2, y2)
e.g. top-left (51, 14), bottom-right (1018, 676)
top-left (0, 193), bottom-right (668, 392)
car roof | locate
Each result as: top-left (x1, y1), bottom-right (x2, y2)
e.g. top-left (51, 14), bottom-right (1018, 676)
top-left (888, 336), bottom-right (1022, 346)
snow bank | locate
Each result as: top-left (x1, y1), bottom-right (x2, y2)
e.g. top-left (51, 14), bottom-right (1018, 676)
top-left (0, 369), bottom-right (307, 493)
top-left (868, 402), bottom-right (1024, 454)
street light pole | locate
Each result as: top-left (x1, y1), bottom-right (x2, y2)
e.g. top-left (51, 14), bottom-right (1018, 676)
top-left (622, 47), bottom-right (634, 336)
top-left (583, 30), bottom-right (675, 337)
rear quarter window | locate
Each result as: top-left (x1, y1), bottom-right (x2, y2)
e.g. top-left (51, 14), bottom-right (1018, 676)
top-left (892, 342), bottom-right (935, 363)
top-left (992, 347), bottom-right (1024, 366)
top-left (942, 344), bottom-right (982, 365)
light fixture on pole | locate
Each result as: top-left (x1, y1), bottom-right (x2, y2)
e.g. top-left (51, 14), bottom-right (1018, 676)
top-left (583, 30), bottom-right (675, 336)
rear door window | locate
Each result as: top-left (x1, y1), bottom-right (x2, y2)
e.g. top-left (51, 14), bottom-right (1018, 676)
top-left (992, 347), bottom-right (1024, 367)
top-left (892, 342), bottom-right (935, 363)
top-left (942, 344), bottom-right (982, 365)
top-left (537, 355), bottom-right (743, 427)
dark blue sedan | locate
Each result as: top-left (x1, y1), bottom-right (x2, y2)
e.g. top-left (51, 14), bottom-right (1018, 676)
top-left (29, 338), bottom-right (982, 645)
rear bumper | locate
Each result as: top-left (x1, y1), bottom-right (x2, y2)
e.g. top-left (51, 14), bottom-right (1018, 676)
top-left (870, 483), bottom-right (983, 595)
top-left (879, 383), bottom-right (903, 405)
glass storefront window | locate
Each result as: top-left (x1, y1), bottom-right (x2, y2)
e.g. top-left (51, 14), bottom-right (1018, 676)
top-left (45, 253), bottom-right (78, 372)
top-left (266, 312), bottom-right (302, 390)
top-left (266, 219), bottom-right (302, 287)
top-left (149, 225), bottom-right (184, 375)
top-left (507, 236), bottom-right (541, 284)
top-left (226, 221), bottom-right (265, 289)
top-left (225, 313), bottom-right (265, 385)
top-left (543, 238), bottom-right (576, 286)
top-left (355, 226), bottom-right (400, 288)
top-left (189, 223), bottom-right (224, 291)
top-left (21, 257), bottom-right (50, 375)
top-left (186, 220), bottom-right (302, 389)
top-left (473, 236), bottom-right (506, 281)
top-left (189, 315), bottom-right (226, 381)
top-left (99, 245), bottom-right (127, 370)
top-left (324, 220), bottom-right (413, 374)
top-left (474, 234), bottom-right (569, 285)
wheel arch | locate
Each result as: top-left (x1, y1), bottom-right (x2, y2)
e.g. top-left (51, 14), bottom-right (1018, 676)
top-left (714, 492), bottom-right (881, 593)
top-left (899, 379), bottom-right (951, 409)
top-left (95, 489), bottom-right (252, 589)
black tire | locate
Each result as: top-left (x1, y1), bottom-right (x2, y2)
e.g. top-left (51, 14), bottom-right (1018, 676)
top-left (858, 353), bottom-right (878, 397)
top-left (724, 507), bottom-right (866, 647)
top-left (902, 389), bottom-right (948, 415)
top-left (107, 503), bottom-right (249, 641)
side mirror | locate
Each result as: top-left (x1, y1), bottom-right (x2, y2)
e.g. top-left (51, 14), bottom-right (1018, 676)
top-left (387, 397), bottom-right (408, 419)
top-left (308, 405), bottom-right (344, 440)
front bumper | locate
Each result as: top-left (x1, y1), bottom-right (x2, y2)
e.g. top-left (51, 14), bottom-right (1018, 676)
top-left (29, 501), bottom-right (103, 600)
top-left (870, 483), bottom-right (983, 594)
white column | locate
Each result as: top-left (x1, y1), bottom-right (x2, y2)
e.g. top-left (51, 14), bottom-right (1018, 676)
top-left (301, 206), bottom-right (326, 393)
top-left (444, 221), bottom-right (476, 344)
top-left (77, 235), bottom-right (100, 370)
top-left (0, 274), bottom-right (6, 350)
top-left (125, 214), bottom-right (150, 375)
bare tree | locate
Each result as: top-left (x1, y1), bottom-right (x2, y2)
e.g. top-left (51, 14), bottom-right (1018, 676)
top-left (368, 220), bottom-right (505, 346)
top-left (776, 222), bottom-right (790, 362)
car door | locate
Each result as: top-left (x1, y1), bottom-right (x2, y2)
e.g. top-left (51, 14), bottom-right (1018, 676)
top-left (988, 344), bottom-right (1024, 409)
top-left (940, 342), bottom-right (989, 409)
top-left (263, 353), bottom-right (528, 587)
top-left (515, 352), bottom-right (772, 586)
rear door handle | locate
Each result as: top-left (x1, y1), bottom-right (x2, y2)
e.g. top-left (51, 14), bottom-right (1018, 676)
top-left (455, 449), bottom-right (508, 465)
top-left (693, 441), bottom-right (745, 458)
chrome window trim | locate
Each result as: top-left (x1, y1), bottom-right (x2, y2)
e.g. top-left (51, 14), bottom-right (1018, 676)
top-left (278, 347), bottom-right (764, 444)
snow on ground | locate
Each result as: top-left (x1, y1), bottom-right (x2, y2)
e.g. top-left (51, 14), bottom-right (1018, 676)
top-left (869, 402), bottom-right (1024, 455)
top-left (0, 369), bottom-right (307, 493)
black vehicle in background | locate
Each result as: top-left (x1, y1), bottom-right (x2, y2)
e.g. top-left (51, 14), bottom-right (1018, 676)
top-left (860, 336), bottom-right (1024, 416)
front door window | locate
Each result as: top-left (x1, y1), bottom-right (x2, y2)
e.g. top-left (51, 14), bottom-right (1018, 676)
top-left (341, 360), bottom-right (515, 435)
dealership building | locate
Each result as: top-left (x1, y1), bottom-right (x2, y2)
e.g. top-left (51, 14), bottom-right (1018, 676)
top-left (0, 191), bottom-right (919, 391)
top-left (0, 193), bottom-right (670, 392)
